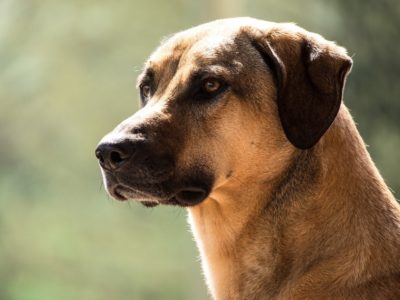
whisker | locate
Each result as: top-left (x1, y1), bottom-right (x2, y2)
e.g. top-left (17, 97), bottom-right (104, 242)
top-left (99, 180), bottom-right (104, 192)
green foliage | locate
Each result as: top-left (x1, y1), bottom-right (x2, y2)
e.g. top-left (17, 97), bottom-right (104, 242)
top-left (0, 0), bottom-right (398, 299)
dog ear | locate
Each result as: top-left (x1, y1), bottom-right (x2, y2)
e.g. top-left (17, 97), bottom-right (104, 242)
top-left (250, 26), bottom-right (352, 149)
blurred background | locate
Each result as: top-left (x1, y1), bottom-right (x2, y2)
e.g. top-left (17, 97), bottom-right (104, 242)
top-left (0, 0), bottom-right (399, 299)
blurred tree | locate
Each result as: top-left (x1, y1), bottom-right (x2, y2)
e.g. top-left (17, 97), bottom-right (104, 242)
top-left (333, 0), bottom-right (400, 133)
top-left (332, 0), bottom-right (400, 193)
top-left (0, 1), bottom-right (398, 300)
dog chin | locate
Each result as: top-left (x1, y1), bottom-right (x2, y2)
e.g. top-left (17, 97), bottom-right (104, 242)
top-left (140, 201), bottom-right (160, 208)
top-left (137, 194), bottom-right (208, 208)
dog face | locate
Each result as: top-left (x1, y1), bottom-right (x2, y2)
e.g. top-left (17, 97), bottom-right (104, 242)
top-left (95, 18), bottom-right (352, 207)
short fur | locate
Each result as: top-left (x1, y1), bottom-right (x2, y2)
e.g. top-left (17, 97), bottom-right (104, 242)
top-left (96, 18), bottom-right (400, 299)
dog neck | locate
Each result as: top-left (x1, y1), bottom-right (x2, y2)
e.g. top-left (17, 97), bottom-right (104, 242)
top-left (188, 106), bottom-right (400, 300)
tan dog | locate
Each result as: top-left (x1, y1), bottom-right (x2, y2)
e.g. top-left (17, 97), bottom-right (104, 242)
top-left (95, 18), bottom-right (400, 299)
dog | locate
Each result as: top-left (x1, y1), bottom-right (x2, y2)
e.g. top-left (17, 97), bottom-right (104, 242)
top-left (95, 17), bottom-right (400, 299)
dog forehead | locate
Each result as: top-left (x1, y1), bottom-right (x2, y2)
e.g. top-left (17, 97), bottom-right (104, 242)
top-left (141, 18), bottom-right (306, 86)
top-left (146, 18), bottom-right (299, 68)
top-left (149, 27), bottom-right (240, 67)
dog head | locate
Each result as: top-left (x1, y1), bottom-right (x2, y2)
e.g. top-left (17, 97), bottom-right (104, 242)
top-left (95, 17), bottom-right (352, 207)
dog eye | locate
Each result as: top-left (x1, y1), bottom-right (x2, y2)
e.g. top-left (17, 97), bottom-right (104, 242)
top-left (202, 78), bottom-right (222, 93)
top-left (141, 84), bottom-right (151, 99)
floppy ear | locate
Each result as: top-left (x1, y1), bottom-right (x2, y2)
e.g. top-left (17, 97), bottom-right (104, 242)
top-left (250, 27), bottom-right (352, 149)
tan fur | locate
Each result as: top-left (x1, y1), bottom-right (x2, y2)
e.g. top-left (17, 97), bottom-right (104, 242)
top-left (174, 19), bottom-right (400, 299)
top-left (189, 106), bottom-right (400, 299)
top-left (98, 17), bottom-right (400, 299)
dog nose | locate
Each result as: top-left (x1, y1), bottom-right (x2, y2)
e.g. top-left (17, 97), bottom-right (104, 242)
top-left (95, 142), bottom-right (132, 170)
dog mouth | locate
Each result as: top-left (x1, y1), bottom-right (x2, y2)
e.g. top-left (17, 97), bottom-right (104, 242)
top-left (173, 187), bottom-right (208, 205)
top-left (111, 185), bottom-right (129, 201)
top-left (110, 184), bottom-right (159, 203)
top-left (109, 183), bottom-right (210, 207)
top-left (101, 163), bottom-right (214, 207)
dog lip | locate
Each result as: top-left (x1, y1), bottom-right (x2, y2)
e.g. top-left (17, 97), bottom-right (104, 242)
top-left (111, 186), bottom-right (128, 201)
top-left (173, 187), bottom-right (208, 206)
top-left (105, 178), bottom-right (212, 207)
top-left (110, 183), bottom-right (165, 203)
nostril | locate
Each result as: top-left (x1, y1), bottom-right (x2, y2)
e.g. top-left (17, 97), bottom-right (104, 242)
top-left (110, 150), bottom-right (125, 165)
top-left (95, 141), bottom-right (134, 170)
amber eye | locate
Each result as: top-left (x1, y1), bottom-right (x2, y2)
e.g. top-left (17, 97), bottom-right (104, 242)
top-left (202, 78), bottom-right (222, 93)
top-left (141, 84), bottom-right (151, 99)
